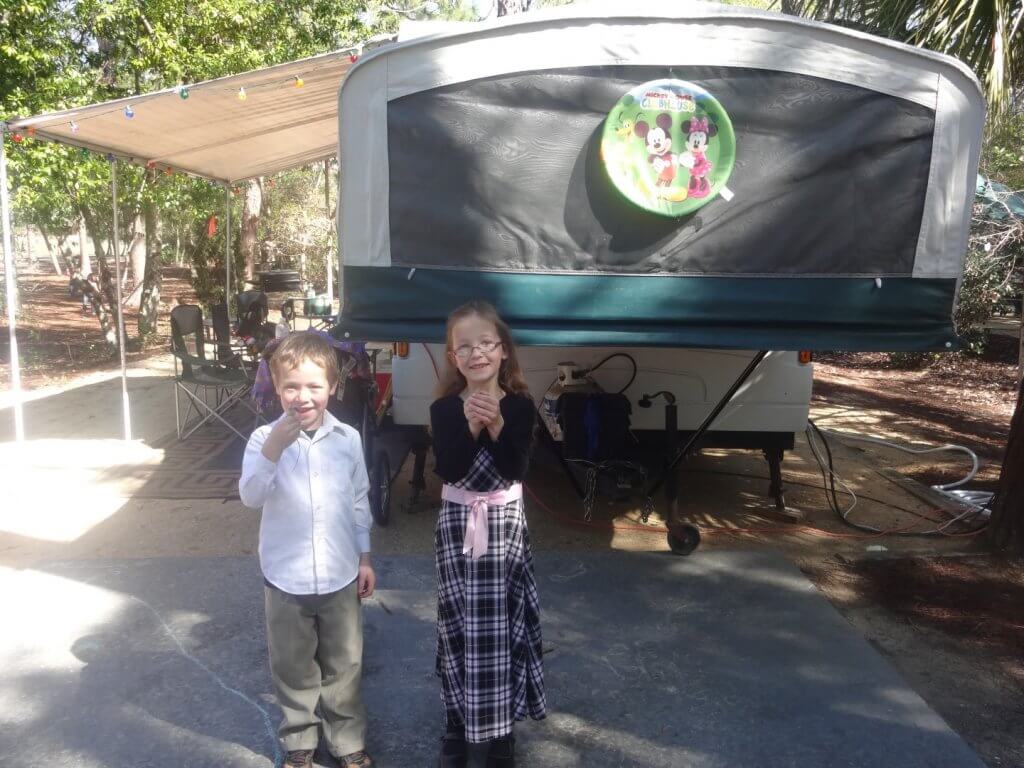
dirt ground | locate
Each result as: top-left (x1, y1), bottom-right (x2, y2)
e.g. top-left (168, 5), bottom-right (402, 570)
top-left (1, 270), bottom-right (1023, 766)
top-left (0, 267), bottom-right (197, 391)
top-left (804, 349), bottom-right (1023, 768)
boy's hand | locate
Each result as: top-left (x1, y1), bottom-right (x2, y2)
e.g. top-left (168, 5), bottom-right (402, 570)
top-left (262, 407), bottom-right (302, 463)
top-left (357, 559), bottom-right (375, 599)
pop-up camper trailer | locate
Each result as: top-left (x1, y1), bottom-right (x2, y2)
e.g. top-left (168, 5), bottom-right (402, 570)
top-left (332, 2), bottom-right (984, 541)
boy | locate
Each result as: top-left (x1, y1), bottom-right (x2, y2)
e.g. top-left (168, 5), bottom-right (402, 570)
top-left (239, 332), bottom-right (375, 768)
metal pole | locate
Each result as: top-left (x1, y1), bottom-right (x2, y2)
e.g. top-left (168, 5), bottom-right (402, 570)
top-left (225, 185), bottom-right (232, 318)
top-left (0, 126), bottom-right (24, 441)
top-left (111, 158), bottom-right (132, 441)
top-left (646, 350), bottom-right (769, 496)
top-left (325, 160), bottom-right (333, 306)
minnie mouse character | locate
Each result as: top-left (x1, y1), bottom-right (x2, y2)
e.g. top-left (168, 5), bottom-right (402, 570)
top-left (634, 113), bottom-right (677, 187)
top-left (679, 115), bottom-right (717, 199)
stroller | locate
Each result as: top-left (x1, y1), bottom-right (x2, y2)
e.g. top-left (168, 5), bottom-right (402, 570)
top-left (251, 332), bottom-right (394, 526)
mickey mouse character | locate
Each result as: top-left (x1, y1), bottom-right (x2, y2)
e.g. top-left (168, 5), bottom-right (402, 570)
top-left (679, 116), bottom-right (717, 199)
top-left (634, 113), bottom-right (678, 187)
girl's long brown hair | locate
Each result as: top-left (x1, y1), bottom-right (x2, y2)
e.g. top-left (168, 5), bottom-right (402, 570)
top-left (435, 300), bottom-right (530, 399)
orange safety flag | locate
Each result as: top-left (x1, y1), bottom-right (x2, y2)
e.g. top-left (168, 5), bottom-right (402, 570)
top-left (207, 215), bottom-right (218, 238)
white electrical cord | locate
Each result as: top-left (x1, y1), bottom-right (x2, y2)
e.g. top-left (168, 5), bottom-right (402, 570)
top-left (804, 424), bottom-right (862, 524)
top-left (806, 421), bottom-right (989, 535)
top-left (817, 428), bottom-right (979, 490)
top-left (817, 426), bottom-right (994, 516)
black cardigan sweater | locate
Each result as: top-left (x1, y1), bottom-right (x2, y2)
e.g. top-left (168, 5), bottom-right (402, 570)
top-left (430, 393), bottom-right (534, 484)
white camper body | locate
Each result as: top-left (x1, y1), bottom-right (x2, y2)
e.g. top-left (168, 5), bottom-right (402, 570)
top-left (392, 346), bottom-right (812, 435)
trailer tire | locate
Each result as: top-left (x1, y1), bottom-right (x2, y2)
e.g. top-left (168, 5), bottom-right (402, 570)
top-left (370, 450), bottom-right (391, 527)
top-left (667, 524), bottom-right (701, 556)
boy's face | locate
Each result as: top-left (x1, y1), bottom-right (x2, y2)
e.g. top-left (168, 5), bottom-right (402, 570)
top-left (275, 358), bottom-right (337, 430)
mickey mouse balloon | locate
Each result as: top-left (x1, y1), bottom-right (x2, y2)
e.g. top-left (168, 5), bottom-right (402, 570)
top-left (601, 79), bottom-right (735, 217)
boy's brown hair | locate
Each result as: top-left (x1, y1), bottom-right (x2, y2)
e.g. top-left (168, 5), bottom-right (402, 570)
top-left (270, 332), bottom-right (340, 386)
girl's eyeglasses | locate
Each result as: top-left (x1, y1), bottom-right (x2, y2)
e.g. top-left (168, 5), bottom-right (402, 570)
top-left (453, 340), bottom-right (502, 359)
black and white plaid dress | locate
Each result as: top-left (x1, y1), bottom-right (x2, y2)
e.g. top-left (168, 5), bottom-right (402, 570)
top-left (435, 446), bottom-right (547, 742)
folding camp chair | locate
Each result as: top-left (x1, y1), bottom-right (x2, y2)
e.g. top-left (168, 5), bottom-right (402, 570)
top-left (236, 290), bottom-right (269, 338)
top-left (170, 304), bottom-right (258, 441)
top-left (211, 301), bottom-right (256, 370)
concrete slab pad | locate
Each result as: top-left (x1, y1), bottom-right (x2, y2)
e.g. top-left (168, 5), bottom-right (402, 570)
top-left (0, 552), bottom-right (985, 767)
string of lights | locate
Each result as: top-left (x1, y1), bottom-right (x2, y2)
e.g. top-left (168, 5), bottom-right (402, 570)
top-left (5, 45), bottom-right (364, 151)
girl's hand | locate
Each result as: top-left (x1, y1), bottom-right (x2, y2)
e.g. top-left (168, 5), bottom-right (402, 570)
top-left (468, 393), bottom-right (504, 440)
top-left (463, 398), bottom-right (485, 439)
top-left (262, 407), bottom-right (302, 462)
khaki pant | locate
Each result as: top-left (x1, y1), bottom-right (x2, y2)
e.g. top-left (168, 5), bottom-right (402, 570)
top-left (264, 580), bottom-right (367, 755)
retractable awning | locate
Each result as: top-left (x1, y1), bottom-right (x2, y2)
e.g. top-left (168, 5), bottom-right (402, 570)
top-left (5, 44), bottom-right (380, 183)
top-left (2, 39), bottom-right (388, 441)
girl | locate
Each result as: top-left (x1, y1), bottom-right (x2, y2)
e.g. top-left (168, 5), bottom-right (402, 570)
top-left (429, 301), bottom-right (546, 768)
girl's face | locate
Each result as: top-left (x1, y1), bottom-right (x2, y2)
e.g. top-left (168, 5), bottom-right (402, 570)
top-left (449, 314), bottom-right (507, 389)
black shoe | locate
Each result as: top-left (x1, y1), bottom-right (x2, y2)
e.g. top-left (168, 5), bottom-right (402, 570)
top-left (486, 735), bottom-right (515, 768)
top-left (439, 730), bottom-right (467, 768)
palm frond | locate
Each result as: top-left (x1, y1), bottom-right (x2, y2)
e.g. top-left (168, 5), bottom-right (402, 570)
top-left (799, 0), bottom-right (1023, 119)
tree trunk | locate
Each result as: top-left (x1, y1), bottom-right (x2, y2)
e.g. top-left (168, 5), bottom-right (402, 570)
top-left (138, 172), bottom-right (162, 337)
top-left (124, 214), bottom-right (146, 308)
top-left (38, 226), bottom-right (64, 275)
top-left (77, 216), bottom-right (91, 275)
top-left (780, 0), bottom-right (802, 14)
top-left (988, 379), bottom-right (1024, 553)
top-left (240, 178), bottom-right (262, 280)
top-left (79, 206), bottom-right (121, 352)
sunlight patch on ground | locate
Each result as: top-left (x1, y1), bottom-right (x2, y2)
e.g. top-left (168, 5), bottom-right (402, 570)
top-left (0, 566), bottom-right (124, 674)
top-left (0, 440), bottom-right (163, 541)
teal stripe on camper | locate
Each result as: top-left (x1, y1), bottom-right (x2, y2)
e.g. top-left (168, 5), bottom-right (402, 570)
top-left (336, 267), bottom-right (959, 351)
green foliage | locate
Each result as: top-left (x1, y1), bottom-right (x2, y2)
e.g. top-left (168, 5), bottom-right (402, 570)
top-left (797, 0), bottom-right (1023, 121)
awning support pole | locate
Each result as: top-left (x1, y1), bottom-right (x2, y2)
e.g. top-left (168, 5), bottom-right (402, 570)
top-left (646, 350), bottom-right (769, 497)
top-left (110, 158), bottom-right (132, 441)
top-left (225, 185), bottom-right (232, 318)
top-left (0, 125), bottom-right (24, 441)
top-left (325, 159), bottom-right (333, 306)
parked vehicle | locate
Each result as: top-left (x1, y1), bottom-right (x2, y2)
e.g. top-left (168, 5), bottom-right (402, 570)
top-left (331, 3), bottom-right (984, 548)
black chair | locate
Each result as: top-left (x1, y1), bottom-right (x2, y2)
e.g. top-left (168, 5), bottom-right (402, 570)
top-left (211, 301), bottom-right (259, 370)
top-left (236, 290), bottom-right (269, 338)
top-left (170, 304), bottom-right (256, 441)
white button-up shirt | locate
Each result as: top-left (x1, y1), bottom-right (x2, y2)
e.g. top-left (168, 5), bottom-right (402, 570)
top-left (239, 410), bottom-right (371, 595)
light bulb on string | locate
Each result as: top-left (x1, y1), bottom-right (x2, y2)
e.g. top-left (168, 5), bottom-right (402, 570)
top-left (349, 54), bottom-right (359, 64)
top-left (176, 85), bottom-right (190, 100)
top-left (124, 104), bottom-right (134, 119)
top-left (70, 121), bottom-right (79, 133)
top-left (237, 87), bottom-right (247, 101)
top-left (11, 133), bottom-right (24, 144)
top-left (27, 126), bottom-right (36, 136)
top-left (294, 76), bottom-right (304, 88)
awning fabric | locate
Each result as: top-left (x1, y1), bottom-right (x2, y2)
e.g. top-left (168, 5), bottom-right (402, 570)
top-left (6, 47), bottom-right (370, 184)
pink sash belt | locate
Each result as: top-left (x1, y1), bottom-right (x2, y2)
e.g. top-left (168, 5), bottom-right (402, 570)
top-left (441, 483), bottom-right (523, 560)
